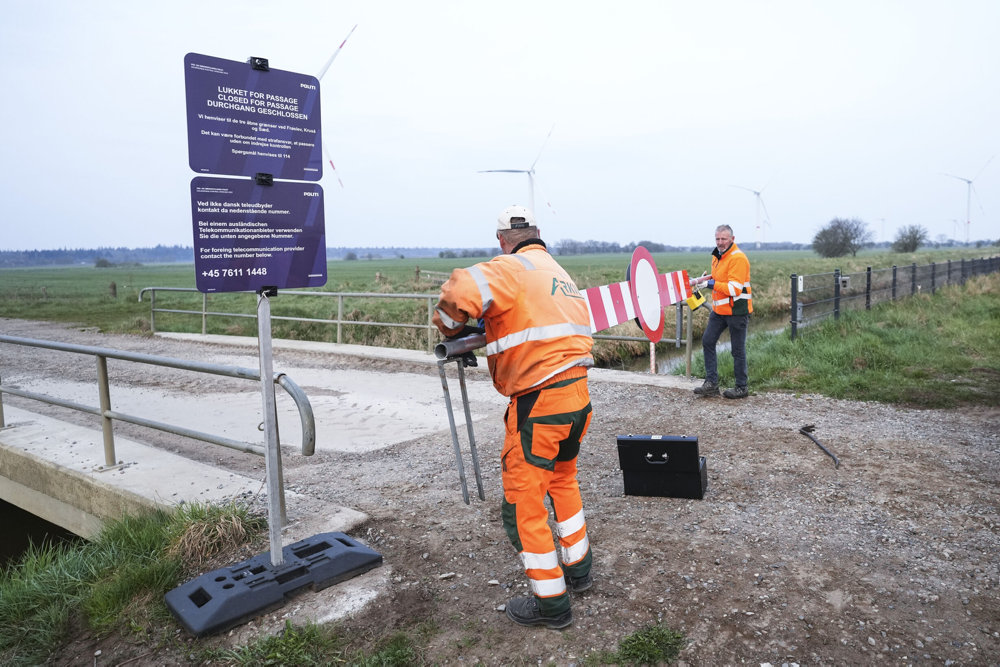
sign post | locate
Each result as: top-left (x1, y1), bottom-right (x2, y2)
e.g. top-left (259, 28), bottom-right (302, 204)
top-left (183, 52), bottom-right (327, 566)
top-left (168, 51), bottom-right (382, 638)
top-left (255, 288), bottom-right (285, 564)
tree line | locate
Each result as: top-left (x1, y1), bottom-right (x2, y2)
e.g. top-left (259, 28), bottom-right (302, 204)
top-left (812, 218), bottom-right (998, 258)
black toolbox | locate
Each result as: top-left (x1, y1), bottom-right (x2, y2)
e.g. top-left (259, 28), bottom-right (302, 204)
top-left (616, 435), bottom-right (708, 499)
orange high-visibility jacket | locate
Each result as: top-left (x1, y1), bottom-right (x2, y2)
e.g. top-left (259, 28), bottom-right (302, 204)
top-left (433, 241), bottom-right (594, 397)
top-left (710, 242), bottom-right (753, 316)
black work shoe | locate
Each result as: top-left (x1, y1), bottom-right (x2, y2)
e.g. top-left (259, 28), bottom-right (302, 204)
top-left (723, 386), bottom-right (749, 399)
top-left (565, 572), bottom-right (593, 593)
top-left (693, 380), bottom-right (720, 396)
top-left (505, 596), bottom-right (573, 629)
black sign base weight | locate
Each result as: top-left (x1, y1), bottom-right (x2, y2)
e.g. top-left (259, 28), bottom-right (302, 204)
top-left (165, 532), bottom-right (383, 637)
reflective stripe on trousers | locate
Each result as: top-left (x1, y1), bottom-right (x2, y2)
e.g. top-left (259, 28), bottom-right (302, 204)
top-left (501, 374), bottom-right (593, 617)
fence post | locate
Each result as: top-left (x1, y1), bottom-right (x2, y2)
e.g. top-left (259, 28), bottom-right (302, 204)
top-left (891, 265), bottom-right (898, 301)
top-left (911, 262), bottom-right (917, 295)
top-left (790, 273), bottom-right (798, 341)
top-left (833, 269), bottom-right (841, 320)
top-left (427, 297), bottom-right (435, 354)
top-left (930, 262), bottom-right (936, 294)
top-left (95, 355), bottom-right (117, 467)
top-left (675, 304), bottom-right (683, 348)
top-left (0, 374), bottom-right (5, 428)
top-left (865, 267), bottom-right (872, 310)
top-left (149, 289), bottom-right (156, 333)
top-left (947, 260), bottom-right (952, 287)
top-left (336, 295), bottom-right (343, 344)
top-left (961, 259), bottom-right (967, 284)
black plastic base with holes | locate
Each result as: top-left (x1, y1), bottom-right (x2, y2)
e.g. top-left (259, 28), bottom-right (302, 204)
top-left (165, 532), bottom-right (383, 636)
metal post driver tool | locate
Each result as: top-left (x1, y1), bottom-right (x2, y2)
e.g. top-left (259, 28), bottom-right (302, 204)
top-left (435, 333), bottom-right (487, 504)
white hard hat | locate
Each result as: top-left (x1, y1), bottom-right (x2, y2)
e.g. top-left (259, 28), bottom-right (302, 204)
top-left (497, 205), bottom-right (536, 231)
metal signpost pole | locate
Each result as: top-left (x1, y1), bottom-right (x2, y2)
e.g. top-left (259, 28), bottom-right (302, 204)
top-left (257, 288), bottom-right (285, 566)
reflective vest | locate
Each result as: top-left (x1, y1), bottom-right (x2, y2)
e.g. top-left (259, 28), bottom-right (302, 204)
top-left (433, 241), bottom-right (594, 397)
top-left (710, 242), bottom-right (753, 316)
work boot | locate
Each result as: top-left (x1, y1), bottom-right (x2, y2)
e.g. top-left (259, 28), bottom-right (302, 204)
top-left (505, 596), bottom-right (573, 629)
top-left (564, 572), bottom-right (593, 594)
top-left (723, 385), bottom-right (749, 399)
top-left (693, 380), bottom-right (719, 396)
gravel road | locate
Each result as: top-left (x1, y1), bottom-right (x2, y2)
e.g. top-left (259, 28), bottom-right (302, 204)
top-left (2, 318), bottom-right (998, 666)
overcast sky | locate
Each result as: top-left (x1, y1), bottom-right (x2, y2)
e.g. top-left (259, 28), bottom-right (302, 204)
top-left (2, 0), bottom-right (998, 251)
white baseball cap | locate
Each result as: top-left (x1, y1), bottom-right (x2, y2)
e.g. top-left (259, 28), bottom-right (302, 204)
top-left (497, 205), bottom-right (536, 231)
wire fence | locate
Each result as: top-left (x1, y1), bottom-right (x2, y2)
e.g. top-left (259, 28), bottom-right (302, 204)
top-left (789, 256), bottom-right (1000, 340)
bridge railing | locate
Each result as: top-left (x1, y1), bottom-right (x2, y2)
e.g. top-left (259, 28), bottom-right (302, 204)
top-left (0, 334), bottom-right (315, 468)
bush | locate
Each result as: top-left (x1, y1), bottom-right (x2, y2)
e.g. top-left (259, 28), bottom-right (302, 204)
top-left (892, 225), bottom-right (929, 253)
top-left (812, 218), bottom-right (873, 257)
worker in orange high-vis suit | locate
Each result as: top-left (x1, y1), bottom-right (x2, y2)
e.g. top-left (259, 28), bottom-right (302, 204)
top-left (691, 224), bottom-right (753, 399)
top-left (433, 205), bottom-right (595, 630)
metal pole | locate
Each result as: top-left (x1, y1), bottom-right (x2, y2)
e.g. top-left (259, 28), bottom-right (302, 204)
top-left (0, 374), bottom-right (6, 428)
top-left (911, 262), bottom-right (917, 295)
top-left (649, 341), bottom-right (655, 374)
top-left (892, 266), bottom-right (897, 301)
top-left (427, 297), bottom-right (435, 354)
top-left (675, 304), bottom-right (683, 348)
top-left (95, 355), bottom-right (116, 466)
top-left (865, 267), bottom-right (872, 310)
top-left (149, 290), bottom-right (156, 333)
top-left (455, 362), bottom-right (484, 501)
top-left (685, 304), bottom-right (693, 378)
top-left (930, 262), bottom-right (936, 294)
top-left (202, 293), bottom-right (207, 335)
top-left (336, 295), bottom-right (343, 344)
top-left (833, 269), bottom-right (841, 321)
top-left (438, 360), bottom-right (470, 504)
top-left (257, 290), bottom-right (285, 566)
top-left (790, 273), bottom-right (798, 341)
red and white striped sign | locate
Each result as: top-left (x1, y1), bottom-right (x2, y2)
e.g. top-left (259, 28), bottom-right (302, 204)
top-left (580, 247), bottom-right (691, 343)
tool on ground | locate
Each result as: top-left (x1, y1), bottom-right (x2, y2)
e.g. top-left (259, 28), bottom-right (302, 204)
top-left (435, 333), bottom-right (487, 504)
top-left (798, 424), bottom-right (840, 468)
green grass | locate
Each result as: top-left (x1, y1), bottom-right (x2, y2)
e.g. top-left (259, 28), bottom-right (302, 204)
top-left (683, 273), bottom-right (1000, 408)
top-left (2, 247), bottom-right (996, 402)
top-left (0, 502), bottom-right (266, 666)
top-left (586, 623), bottom-right (687, 665)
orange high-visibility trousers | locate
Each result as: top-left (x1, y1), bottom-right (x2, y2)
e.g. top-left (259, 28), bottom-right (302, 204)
top-left (501, 371), bottom-right (593, 617)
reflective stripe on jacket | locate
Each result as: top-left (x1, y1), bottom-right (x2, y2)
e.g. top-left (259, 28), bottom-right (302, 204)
top-left (433, 242), bottom-right (594, 396)
top-left (710, 242), bottom-right (753, 316)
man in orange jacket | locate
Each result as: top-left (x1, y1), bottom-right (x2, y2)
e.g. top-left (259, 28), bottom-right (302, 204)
top-left (433, 205), bottom-right (595, 630)
top-left (690, 224), bottom-right (752, 399)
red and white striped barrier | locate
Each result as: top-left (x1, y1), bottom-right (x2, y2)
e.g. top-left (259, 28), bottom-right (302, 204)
top-left (581, 246), bottom-right (690, 343)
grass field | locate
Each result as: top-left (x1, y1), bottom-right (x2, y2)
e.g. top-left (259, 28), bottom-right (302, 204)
top-left (1, 246), bottom-right (997, 407)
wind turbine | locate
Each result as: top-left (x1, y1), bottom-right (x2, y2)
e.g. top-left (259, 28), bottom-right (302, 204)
top-left (316, 24), bottom-right (358, 189)
top-left (479, 124), bottom-right (555, 215)
top-left (942, 155), bottom-right (993, 245)
top-left (730, 184), bottom-right (772, 249)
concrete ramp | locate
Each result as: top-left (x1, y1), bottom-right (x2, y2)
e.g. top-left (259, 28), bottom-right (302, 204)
top-left (0, 406), bottom-right (365, 540)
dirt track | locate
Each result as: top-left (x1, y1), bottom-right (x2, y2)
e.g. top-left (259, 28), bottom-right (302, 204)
top-left (2, 318), bottom-right (999, 665)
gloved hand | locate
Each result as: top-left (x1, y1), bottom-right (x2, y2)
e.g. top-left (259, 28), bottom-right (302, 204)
top-left (454, 324), bottom-right (485, 337)
top-left (444, 323), bottom-right (485, 367)
top-left (706, 279), bottom-right (715, 288)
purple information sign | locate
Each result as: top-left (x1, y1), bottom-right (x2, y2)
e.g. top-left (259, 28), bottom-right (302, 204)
top-left (184, 53), bottom-right (323, 181)
top-left (191, 177), bottom-right (327, 292)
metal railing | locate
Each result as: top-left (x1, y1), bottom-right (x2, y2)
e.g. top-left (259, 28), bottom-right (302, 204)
top-left (138, 287), bottom-right (689, 360)
top-left (789, 255), bottom-right (1000, 340)
top-left (139, 287), bottom-right (441, 353)
top-left (0, 334), bottom-right (315, 467)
